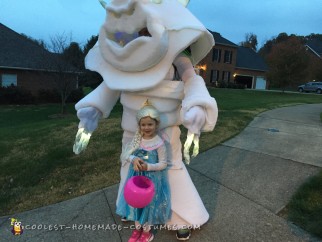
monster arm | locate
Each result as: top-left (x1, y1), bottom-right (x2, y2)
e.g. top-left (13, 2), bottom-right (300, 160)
top-left (73, 82), bottom-right (120, 154)
top-left (75, 82), bottom-right (120, 118)
top-left (174, 54), bottom-right (218, 163)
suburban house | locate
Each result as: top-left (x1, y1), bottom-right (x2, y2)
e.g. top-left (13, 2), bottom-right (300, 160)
top-left (305, 38), bottom-right (322, 82)
top-left (0, 23), bottom-right (79, 95)
top-left (306, 39), bottom-right (322, 59)
top-left (235, 46), bottom-right (268, 89)
top-left (197, 30), bottom-right (268, 89)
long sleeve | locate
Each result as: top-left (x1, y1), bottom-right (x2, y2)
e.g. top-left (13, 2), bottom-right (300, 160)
top-left (147, 144), bottom-right (167, 171)
top-left (174, 53), bottom-right (218, 132)
top-left (75, 82), bottom-right (120, 118)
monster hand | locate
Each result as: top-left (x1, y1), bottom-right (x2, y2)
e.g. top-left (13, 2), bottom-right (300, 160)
top-left (182, 106), bottom-right (205, 164)
top-left (73, 107), bottom-right (102, 155)
top-left (73, 128), bottom-right (92, 155)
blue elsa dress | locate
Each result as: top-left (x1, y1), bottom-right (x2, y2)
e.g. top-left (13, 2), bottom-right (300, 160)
top-left (116, 146), bottom-right (171, 225)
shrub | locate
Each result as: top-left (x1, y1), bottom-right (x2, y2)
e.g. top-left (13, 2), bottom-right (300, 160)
top-left (216, 81), bottom-right (245, 89)
top-left (227, 82), bottom-right (245, 89)
top-left (0, 85), bottom-right (35, 104)
top-left (67, 88), bottom-right (85, 103)
top-left (37, 89), bottom-right (60, 103)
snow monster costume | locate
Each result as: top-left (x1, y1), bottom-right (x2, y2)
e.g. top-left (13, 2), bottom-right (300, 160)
top-left (73, 0), bottom-right (218, 231)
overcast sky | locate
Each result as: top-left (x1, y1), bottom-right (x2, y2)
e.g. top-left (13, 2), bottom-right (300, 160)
top-left (0, 0), bottom-right (321, 49)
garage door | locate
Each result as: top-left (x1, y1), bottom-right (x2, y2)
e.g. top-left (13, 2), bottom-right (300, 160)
top-left (255, 77), bottom-right (266, 90)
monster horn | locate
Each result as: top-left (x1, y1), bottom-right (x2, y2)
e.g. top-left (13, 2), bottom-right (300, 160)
top-left (99, 0), bottom-right (108, 9)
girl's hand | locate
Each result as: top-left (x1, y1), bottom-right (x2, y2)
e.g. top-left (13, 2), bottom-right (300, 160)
top-left (140, 162), bottom-right (148, 171)
top-left (133, 158), bottom-right (148, 171)
top-left (133, 158), bottom-right (144, 171)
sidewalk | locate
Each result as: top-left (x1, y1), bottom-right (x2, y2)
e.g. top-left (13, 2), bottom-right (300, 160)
top-left (1, 103), bottom-right (322, 241)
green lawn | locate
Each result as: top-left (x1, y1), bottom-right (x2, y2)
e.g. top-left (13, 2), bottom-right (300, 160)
top-left (282, 111), bottom-right (322, 238)
top-left (286, 170), bottom-right (322, 238)
top-left (1, 89), bottom-right (322, 238)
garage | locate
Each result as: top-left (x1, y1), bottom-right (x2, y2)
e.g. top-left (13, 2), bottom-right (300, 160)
top-left (234, 75), bottom-right (253, 88)
top-left (255, 76), bottom-right (266, 90)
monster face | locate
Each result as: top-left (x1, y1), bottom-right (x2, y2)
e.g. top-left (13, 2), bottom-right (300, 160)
top-left (86, 0), bottom-right (214, 91)
top-left (99, 0), bottom-right (169, 72)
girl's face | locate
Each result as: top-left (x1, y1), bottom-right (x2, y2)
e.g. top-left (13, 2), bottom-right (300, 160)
top-left (139, 116), bottom-right (158, 139)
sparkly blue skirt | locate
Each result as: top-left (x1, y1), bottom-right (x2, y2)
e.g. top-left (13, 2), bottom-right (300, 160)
top-left (116, 150), bottom-right (171, 225)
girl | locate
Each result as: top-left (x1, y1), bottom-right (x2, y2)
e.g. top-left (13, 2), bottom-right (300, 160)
top-left (116, 100), bottom-right (171, 242)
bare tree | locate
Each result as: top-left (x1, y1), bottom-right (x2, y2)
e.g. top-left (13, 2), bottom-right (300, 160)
top-left (240, 33), bottom-right (258, 51)
top-left (41, 33), bottom-right (80, 114)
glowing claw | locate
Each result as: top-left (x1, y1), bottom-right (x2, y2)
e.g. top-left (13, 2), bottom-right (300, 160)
top-left (192, 135), bottom-right (199, 158)
top-left (184, 131), bottom-right (201, 164)
top-left (73, 128), bottom-right (92, 155)
top-left (183, 132), bottom-right (194, 164)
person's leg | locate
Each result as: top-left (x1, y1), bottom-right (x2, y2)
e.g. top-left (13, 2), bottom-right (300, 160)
top-left (117, 131), bottom-right (134, 204)
top-left (176, 228), bottom-right (191, 241)
top-left (128, 221), bottom-right (142, 242)
top-left (118, 131), bottom-right (134, 224)
top-left (163, 126), bottom-right (209, 240)
top-left (137, 223), bottom-right (154, 242)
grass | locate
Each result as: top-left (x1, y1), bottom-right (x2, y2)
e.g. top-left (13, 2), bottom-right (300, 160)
top-left (281, 111), bottom-right (322, 238)
top-left (286, 170), bottom-right (322, 238)
top-left (1, 89), bottom-right (322, 237)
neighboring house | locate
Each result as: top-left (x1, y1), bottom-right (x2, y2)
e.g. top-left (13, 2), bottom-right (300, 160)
top-left (197, 30), bottom-right (268, 89)
top-left (0, 23), bottom-right (78, 95)
top-left (306, 39), bottom-right (322, 59)
top-left (197, 31), bottom-right (238, 86)
top-left (305, 38), bottom-right (322, 82)
top-left (235, 46), bottom-right (268, 89)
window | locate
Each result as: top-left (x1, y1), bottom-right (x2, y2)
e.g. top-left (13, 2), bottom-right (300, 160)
top-left (224, 50), bottom-right (232, 64)
top-left (212, 48), bottom-right (221, 62)
top-left (210, 70), bottom-right (219, 83)
top-left (222, 71), bottom-right (231, 81)
top-left (1, 74), bottom-right (17, 87)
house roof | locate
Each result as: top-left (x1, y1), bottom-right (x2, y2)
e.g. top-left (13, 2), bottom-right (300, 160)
top-left (236, 46), bottom-right (268, 71)
top-left (306, 39), bottom-right (322, 58)
top-left (0, 23), bottom-right (76, 72)
top-left (208, 30), bottom-right (238, 48)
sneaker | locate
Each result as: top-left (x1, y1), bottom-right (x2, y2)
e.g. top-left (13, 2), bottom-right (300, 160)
top-left (137, 231), bottom-right (154, 242)
top-left (176, 229), bottom-right (191, 240)
top-left (128, 229), bottom-right (142, 242)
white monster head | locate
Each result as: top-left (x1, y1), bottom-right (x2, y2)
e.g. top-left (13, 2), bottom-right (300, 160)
top-left (86, 0), bottom-right (214, 91)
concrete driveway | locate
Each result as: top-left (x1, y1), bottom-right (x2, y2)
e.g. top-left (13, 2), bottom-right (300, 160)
top-left (1, 103), bottom-right (321, 241)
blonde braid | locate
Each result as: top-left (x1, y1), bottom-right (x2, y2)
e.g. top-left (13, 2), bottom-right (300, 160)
top-left (120, 130), bottom-right (142, 162)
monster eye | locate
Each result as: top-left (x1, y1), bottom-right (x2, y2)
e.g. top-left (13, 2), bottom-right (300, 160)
top-left (150, 0), bottom-right (162, 3)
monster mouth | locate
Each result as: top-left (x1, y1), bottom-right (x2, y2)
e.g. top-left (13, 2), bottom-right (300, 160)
top-left (99, 19), bottom-right (169, 72)
top-left (107, 27), bottom-right (152, 47)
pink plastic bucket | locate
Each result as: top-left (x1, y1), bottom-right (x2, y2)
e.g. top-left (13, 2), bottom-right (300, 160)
top-left (124, 176), bottom-right (155, 208)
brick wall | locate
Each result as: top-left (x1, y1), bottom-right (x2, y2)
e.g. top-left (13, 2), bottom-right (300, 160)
top-left (197, 44), bottom-right (238, 86)
top-left (0, 68), bottom-right (78, 95)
